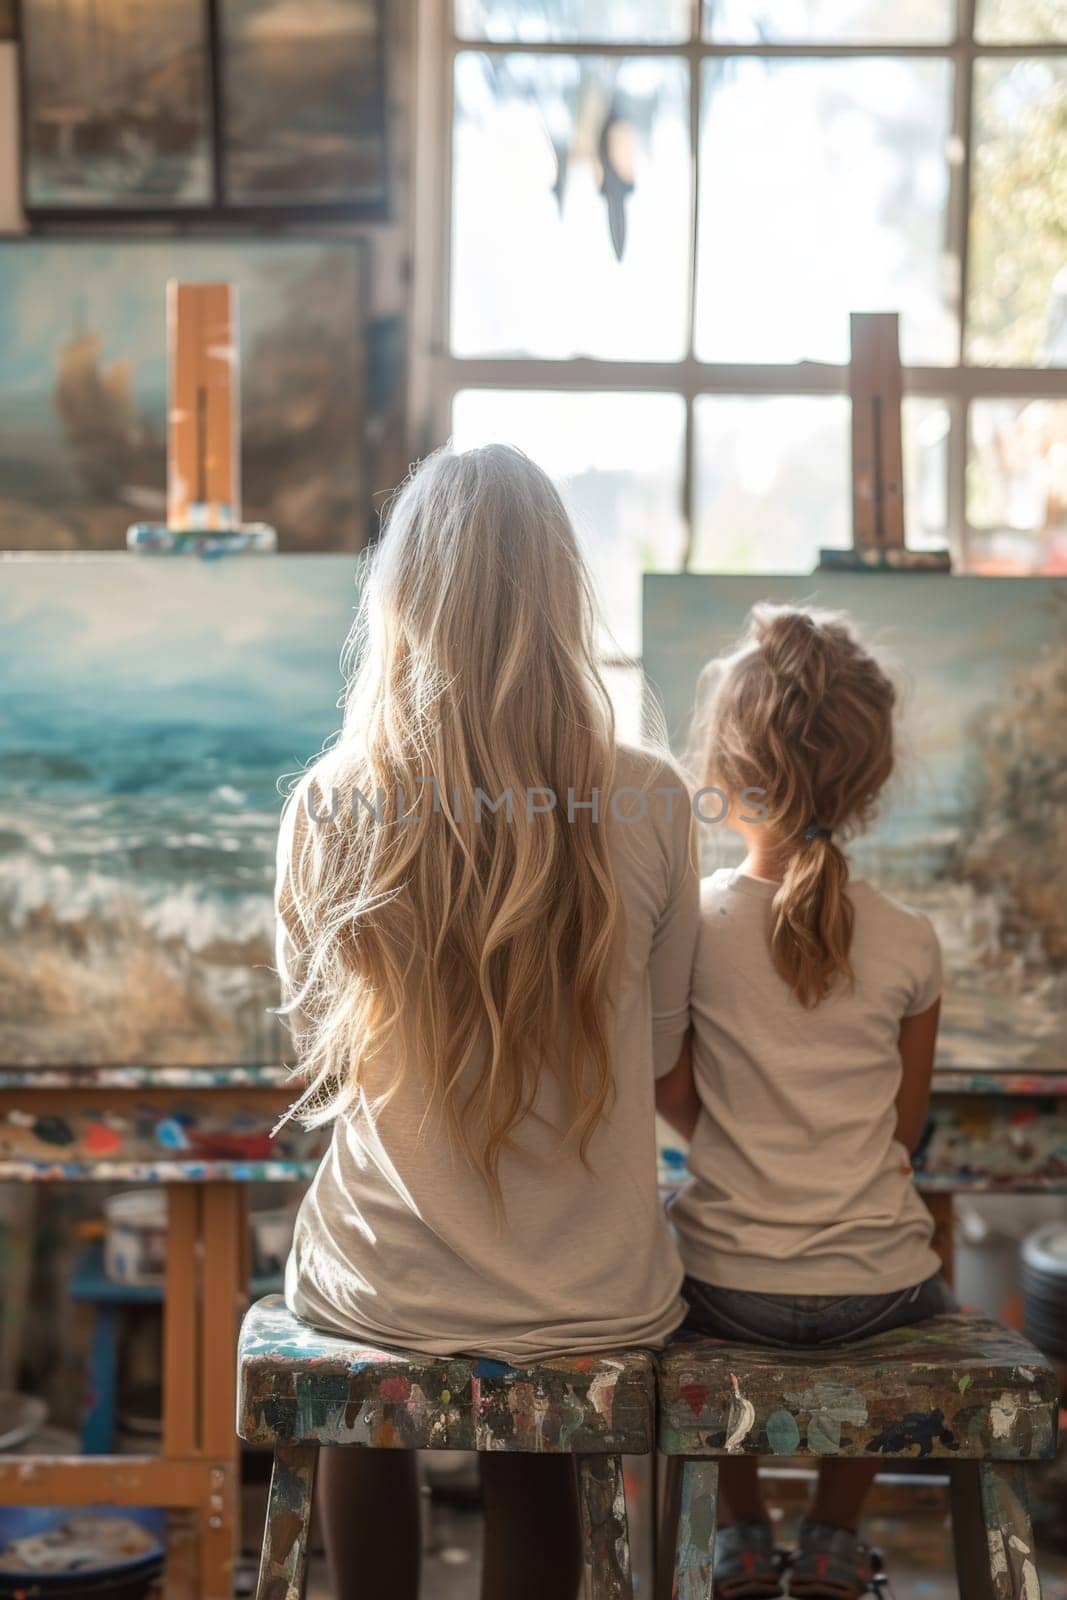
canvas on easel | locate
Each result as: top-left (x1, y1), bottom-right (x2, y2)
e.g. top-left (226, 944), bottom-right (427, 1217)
top-left (644, 572), bottom-right (1067, 1077)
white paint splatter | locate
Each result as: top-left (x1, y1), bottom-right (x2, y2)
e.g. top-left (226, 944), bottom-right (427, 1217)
top-left (990, 1392), bottom-right (1019, 1440)
top-left (588, 1371), bottom-right (616, 1427)
top-left (724, 1372), bottom-right (755, 1453)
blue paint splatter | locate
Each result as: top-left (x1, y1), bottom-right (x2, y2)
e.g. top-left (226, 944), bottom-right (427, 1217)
top-left (156, 1119), bottom-right (189, 1150)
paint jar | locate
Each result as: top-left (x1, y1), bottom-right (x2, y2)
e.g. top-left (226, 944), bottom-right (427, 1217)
top-left (104, 1191), bottom-right (168, 1287)
top-left (1021, 1222), bottom-right (1067, 1360)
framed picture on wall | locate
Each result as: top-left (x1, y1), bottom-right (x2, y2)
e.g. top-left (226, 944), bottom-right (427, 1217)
top-left (217, 0), bottom-right (389, 212)
top-left (19, 0), bottom-right (215, 212)
top-left (0, 2), bottom-right (15, 39)
top-left (0, 236), bottom-right (369, 549)
top-left (18, 0), bottom-right (390, 219)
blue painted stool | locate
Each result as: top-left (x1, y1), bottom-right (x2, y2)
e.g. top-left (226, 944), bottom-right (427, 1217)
top-left (237, 1294), bottom-right (655, 1599)
top-left (655, 1313), bottom-right (1059, 1600)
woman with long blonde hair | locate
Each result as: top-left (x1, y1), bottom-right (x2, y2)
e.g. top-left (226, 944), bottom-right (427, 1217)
top-left (277, 444), bottom-right (698, 1598)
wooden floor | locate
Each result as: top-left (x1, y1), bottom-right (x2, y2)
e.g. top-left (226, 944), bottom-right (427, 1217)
top-left (295, 1501), bottom-right (1067, 1599)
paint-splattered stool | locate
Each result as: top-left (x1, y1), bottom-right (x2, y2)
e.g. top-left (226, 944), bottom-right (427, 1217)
top-left (237, 1294), bottom-right (655, 1599)
top-left (655, 1313), bottom-right (1059, 1600)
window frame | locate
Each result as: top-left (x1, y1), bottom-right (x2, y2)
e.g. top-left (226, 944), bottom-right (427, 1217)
top-left (410, 0), bottom-right (1067, 567)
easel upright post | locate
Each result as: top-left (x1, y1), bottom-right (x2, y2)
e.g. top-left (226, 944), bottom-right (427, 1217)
top-left (819, 310), bottom-right (950, 573)
top-left (850, 311), bottom-right (905, 553)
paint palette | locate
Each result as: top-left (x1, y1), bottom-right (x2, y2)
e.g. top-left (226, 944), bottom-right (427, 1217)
top-left (0, 1508), bottom-right (164, 1595)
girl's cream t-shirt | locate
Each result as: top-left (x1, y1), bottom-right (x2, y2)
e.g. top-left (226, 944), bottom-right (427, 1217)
top-left (283, 747), bottom-right (698, 1362)
top-left (670, 869), bottom-right (943, 1296)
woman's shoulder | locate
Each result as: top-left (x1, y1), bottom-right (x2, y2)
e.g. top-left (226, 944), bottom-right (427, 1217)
top-left (608, 744), bottom-right (693, 882)
top-left (612, 740), bottom-right (690, 799)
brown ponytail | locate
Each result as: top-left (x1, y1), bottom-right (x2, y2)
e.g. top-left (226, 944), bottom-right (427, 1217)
top-left (698, 604), bottom-right (896, 1007)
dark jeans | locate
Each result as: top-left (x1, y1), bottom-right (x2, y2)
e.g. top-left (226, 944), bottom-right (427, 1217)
top-left (680, 1270), bottom-right (958, 1348)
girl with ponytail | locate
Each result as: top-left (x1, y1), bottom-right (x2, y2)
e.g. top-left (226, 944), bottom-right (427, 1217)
top-left (657, 604), bottom-right (954, 1600)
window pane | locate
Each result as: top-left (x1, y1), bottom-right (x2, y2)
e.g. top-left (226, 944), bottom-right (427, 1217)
top-left (696, 58), bottom-right (956, 365)
top-left (967, 57), bottom-right (1067, 367)
top-left (903, 397), bottom-right (951, 551)
top-left (975, 0), bottom-right (1067, 43)
top-left (704, 0), bottom-right (953, 43)
top-left (966, 399), bottom-right (1067, 571)
top-left (451, 54), bottom-right (690, 359)
top-left (451, 388), bottom-right (687, 653)
top-left (692, 396), bottom-right (850, 571)
top-left (456, 0), bottom-right (690, 43)
top-left (692, 395), bottom-right (949, 570)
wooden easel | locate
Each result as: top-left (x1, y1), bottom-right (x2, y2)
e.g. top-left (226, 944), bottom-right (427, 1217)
top-left (820, 311), bottom-right (950, 572)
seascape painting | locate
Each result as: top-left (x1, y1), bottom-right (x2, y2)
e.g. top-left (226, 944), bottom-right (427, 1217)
top-left (20, 0), bottom-right (213, 210)
top-left (0, 239), bottom-right (367, 550)
top-left (0, 556), bottom-right (358, 1068)
top-left (644, 574), bottom-right (1067, 1076)
top-left (219, 0), bottom-right (388, 210)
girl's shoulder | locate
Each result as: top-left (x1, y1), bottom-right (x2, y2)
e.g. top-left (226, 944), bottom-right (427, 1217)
top-left (697, 868), bottom-right (749, 924)
top-left (849, 882), bottom-right (943, 1012)
top-left (699, 867), bottom-right (735, 903)
top-left (850, 880), bottom-right (939, 943)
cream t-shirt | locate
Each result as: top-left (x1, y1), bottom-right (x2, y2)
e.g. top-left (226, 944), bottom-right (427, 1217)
top-left (670, 868), bottom-right (943, 1296)
top-left (284, 747), bottom-right (699, 1361)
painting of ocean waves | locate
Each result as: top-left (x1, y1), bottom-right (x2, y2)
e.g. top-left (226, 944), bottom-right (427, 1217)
top-left (644, 574), bottom-right (1067, 1076)
top-left (0, 556), bottom-right (358, 1067)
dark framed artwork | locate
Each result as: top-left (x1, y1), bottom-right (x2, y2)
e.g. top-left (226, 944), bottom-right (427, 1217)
top-left (0, 2), bottom-right (15, 40)
top-left (218, 0), bottom-right (389, 212)
top-left (0, 236), bottom-right (368, 550)
top-left (18, 0), bottom-right (390, 219)
top-left (19, 0), bottom-right (215, 212)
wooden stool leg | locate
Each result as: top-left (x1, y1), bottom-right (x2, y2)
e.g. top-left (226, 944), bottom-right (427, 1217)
top-left (579, 1453), bottom-right (634, 1600)
top-left (657, 1458), bottom-right (718, 1600)
top-left (950, 1462), bottom-right (1041, 1600)
top-left (256, 1445), bottom-right (318, 1600)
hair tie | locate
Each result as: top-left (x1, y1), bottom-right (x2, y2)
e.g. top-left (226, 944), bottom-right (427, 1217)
top-left (803, 825), bottom-right (833, 842)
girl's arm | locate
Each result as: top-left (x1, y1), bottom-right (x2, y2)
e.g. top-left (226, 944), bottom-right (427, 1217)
top-left (895, 998), bottom-right (941, 1153)
top-left (655, 1035), bottom-right (701, 1143)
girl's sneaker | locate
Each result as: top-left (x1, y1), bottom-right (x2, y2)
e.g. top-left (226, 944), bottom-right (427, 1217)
top-left (787, 1521), bottom-right (878, 1599)
top-left (713, 1520), bottom-right (788, 1599)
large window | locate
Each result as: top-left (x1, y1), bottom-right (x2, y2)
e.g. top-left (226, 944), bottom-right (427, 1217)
top-left (412, 0), bottom-right (1067, 647)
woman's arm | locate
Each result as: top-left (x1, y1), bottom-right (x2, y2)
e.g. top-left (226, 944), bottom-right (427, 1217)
top-left (655, 1035), bottom-right (701, 1143)
top-left (895, 998), bottom-right (940, 1153)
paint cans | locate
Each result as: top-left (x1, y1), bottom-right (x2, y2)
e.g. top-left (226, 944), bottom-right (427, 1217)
top-left (104, 1191), bottom-right (167, 1286)
top-left (1021, 1222), bottom-right (1067, 1359)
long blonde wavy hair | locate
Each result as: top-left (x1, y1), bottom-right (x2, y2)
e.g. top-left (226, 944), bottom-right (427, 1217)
top-left (697, 604), bottom-right (896, 1007)
top-left (275, 444), bottom-right (620, 1194)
